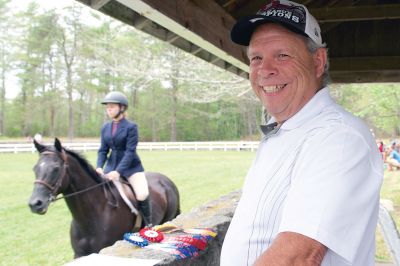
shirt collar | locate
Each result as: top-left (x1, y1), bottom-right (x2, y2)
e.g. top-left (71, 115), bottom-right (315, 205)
top-left (262, 87), bottom-right (333, 135)
top-left (260, 122), bottom-right (280, 138)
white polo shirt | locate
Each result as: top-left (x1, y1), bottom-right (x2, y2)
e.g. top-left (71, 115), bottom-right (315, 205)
top-left (220, 88), bottom-right (383, 266)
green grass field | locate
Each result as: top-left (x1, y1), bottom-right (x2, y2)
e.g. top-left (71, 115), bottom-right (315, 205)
top-left (0, 150), bottom-right (254, 265)
top-left (0, 150), bottom-right (398, 265)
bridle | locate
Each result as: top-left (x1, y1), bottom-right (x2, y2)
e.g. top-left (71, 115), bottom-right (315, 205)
top-left (34, 149), bottom-right (115, 204)
top-left (34, 150), bottom-right (69, 201)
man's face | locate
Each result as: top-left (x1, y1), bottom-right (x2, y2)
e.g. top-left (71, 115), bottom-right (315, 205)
top-left (248, 23), bottom-right (326, 122)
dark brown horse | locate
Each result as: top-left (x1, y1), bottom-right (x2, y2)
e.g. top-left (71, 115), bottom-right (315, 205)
top-left (28, 138), bottom-right (180, 258)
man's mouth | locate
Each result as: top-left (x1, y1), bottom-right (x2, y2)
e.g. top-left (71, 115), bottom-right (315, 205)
top-left (261, 84), bottom-right (287, 93)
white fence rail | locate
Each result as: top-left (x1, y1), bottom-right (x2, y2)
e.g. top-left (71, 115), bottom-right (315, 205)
top-left (0, 141), bottom-right (259, 153)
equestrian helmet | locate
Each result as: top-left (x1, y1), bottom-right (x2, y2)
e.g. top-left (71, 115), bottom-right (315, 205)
top-left (101, 91), bottom-right (129, 109)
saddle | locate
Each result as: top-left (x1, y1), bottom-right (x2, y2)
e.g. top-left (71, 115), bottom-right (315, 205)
top-left (112, 179), bottom-right (143, 230)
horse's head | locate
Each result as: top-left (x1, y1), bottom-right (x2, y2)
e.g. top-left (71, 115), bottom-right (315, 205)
top-left (29, 138), bottom-right (68, 214)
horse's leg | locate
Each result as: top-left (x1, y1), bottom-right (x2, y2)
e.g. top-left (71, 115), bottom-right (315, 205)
top-left (70, 221), bottom-right (91, 258)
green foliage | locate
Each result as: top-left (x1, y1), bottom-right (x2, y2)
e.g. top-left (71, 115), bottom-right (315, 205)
top-left (1, 1), bottom-right (255, 141)
top-left (332, 83), bottom-right (400, 137)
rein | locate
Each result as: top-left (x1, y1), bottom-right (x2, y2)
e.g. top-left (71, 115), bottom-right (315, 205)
top-left (34, 150), bottom-right (119, 207)
top-left (50, 180), bottom-right (110, 202)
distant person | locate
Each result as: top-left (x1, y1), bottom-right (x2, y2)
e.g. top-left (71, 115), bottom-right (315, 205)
top-left (96, 91), bottom-right (152, 226)
top-left (33, 133), bottom-right (42, 143)
top-left (26, 135), bottom-right (33, 143)
top-left (377, 140), bottom-right (384, 153)
top-left (377, 140), bottom-right (386, 161)
top-left (220, 1), bottom-right (383, 265)
top-left (387, 146), bottom-right (400, 170)
top-left (390, 139), bottom-right (398, 152)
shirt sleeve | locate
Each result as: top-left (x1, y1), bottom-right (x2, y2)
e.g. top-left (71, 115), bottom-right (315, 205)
top-left (278, 125), bottom-right (382, 263)
top-left (97, 124), bottom-right (109, 169)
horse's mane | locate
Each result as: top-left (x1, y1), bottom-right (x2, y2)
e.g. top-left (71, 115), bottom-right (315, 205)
top-left (63, 148), bottom-right (103, 183)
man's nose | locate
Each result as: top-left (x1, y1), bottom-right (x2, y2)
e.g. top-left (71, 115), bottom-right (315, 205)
top-left (258, 59), bottom-right (277, 78)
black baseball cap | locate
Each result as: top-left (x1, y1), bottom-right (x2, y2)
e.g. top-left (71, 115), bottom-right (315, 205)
top-left (231, 0), bottom-right (323, 46)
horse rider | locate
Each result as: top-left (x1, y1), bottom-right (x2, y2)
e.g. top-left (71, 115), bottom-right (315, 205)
top-left (96, 91), bottom-right (152, 227)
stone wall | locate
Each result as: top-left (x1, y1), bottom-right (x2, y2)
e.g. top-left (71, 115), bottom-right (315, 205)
top-left (100, 190), bottom-right (241, 265)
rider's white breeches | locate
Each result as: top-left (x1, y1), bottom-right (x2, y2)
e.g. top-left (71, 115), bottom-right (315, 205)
top-left (128, 172), bottom-right (149, 201)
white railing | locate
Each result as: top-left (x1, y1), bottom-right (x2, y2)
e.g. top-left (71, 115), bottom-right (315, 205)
top-left (0, 141), bottom-right (259, 153)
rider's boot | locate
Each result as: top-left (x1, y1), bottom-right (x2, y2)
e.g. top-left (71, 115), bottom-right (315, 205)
top-left (138, 197), bottom-right (152, 227)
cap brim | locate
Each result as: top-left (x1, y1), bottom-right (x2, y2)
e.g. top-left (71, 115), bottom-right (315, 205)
top-left (101, 100), bottom-right (120, 105)
top-left (231, 15), bottom-right (308, 46)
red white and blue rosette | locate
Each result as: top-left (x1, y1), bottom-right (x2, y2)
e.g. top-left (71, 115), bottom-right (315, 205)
top-left (123, 232), bottom-right (149, 247)
top-left (139, 228), bottom-right (164, 243)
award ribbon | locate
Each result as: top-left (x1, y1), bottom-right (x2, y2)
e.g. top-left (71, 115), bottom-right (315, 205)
top-left (123, 232), bottom-right (149, 247)
top-left (139, 228), bottom-right (164, 243)
top-left (165, 235), bottom-right (207, 250)
top-left (183, 228), bottom-right (217, 237)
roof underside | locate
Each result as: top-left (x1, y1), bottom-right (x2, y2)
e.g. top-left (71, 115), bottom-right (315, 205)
top-left (75, 0), bottom-right (400, 83)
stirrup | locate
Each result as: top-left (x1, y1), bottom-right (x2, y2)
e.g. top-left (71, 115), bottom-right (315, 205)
top-left (144, 223), bottom-right (153, 228)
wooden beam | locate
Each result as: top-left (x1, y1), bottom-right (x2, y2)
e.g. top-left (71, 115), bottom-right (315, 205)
top-left (115, 0), bottom-right (248, 73)
top-left (210, 56), bottom-right (221, 64)
top-left (90, 0), bottom-right (111, 10)
top-left (190, 45), bottom-right (202, 55)
top-left (330, 56), bottom-right (400, 72)
top-left (132, 16), bottom-right (151, 30)
top-left (329, 56), bottom-right (400, 83)
top-left (331, 71), bottom-right (400, 83)
top-left (166, 33), bottom-right (181, 43)
top-left (311, 4), bottom-right (400, 23)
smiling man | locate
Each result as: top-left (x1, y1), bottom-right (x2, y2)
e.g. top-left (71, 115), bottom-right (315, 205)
top-left (220, 1), bottom-right (383, 265)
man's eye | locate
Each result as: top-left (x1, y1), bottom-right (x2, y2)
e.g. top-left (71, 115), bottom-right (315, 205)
top-left (278, 54), bottom-right (289, 59)
top-left (250, 56), bottom-right (262, 62)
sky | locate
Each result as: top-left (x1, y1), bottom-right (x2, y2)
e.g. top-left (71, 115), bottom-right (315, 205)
top-left (10, 0), bottom-right (75, 11)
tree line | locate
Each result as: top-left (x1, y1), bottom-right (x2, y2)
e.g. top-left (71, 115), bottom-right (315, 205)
top-left (0, 0), bottom-right (398, 141)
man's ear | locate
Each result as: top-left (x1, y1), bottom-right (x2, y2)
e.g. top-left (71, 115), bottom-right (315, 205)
top-left (314, 48), bottom-right (327, 79)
